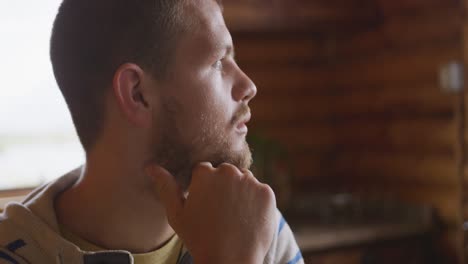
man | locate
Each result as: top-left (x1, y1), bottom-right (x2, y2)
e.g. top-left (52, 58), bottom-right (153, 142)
top-left (0, 0), bottom-right (303, 263)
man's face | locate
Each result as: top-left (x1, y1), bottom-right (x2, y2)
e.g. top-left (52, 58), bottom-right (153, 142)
top-left (150, 0), bottom-right (257, 189)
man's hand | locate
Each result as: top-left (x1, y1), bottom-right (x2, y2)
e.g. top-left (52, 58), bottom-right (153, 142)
top-left (146, 162), bottom-right (277, 264)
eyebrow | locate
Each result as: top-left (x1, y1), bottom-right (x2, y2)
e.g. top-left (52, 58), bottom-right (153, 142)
top-left (210, 41), bottom-right (236, 61)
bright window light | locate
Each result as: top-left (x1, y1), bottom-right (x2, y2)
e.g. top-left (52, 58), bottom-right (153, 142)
top-left (0, 0), bottom-right (84, 190)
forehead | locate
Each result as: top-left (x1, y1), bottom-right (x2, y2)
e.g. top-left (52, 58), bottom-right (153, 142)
top-left (185, 0), bottom-right (225, 30)
top-left (176, 0), bottom-right (232, 58)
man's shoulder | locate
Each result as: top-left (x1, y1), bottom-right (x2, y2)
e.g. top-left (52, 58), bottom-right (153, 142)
top-left (0, 202), bottom-right (27, 241)
top-left (0, 175), bottom-right (80, 264)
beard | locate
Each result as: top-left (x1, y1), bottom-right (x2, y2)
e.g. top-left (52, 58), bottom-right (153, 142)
top-left (150, 100), bottom-right (252, 190)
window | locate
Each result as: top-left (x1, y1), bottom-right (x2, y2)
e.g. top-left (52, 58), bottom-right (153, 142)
top-left (0, 1), bottom-right (84, 190)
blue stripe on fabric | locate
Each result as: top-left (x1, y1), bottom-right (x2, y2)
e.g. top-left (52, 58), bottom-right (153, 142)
top-left (6, 240), bottom-right (26, 253)
top-left (278, 216), bottom-right (286, 234)
top-left (286, 250), bottom-right (303, 264)
top-left (0, 250), bottom-right (19, 264)
top-left (178, 252), bottom-right (193, 264)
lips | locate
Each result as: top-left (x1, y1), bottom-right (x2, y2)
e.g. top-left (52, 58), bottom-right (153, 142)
top-left (238, 113), bottom-right (251, 126)
top-left (235, 112), bottom-right (251, 134)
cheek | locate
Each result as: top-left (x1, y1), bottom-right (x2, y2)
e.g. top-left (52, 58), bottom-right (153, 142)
top-left (170, 69), bottom-right (234, 139)
top-left (166, 96), bottom-right (217, 143)
top-left (182, 101), bottom-right (232, 148)
top-left (193, 100), bottom-right (229, 132)
top-left (188, 88), bottom-right (232, 126)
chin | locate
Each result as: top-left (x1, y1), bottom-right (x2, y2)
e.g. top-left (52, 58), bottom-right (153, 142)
top-left (231, 137), bottom-right (248, 152)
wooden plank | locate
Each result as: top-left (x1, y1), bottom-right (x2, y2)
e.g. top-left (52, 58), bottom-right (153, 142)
top-left (331, 89), bottom-right (454, 117)
top-left (334, 153), bottom-right (457, 185)
top-left (242, 44), bottom-right (461, 93)
top-left (274, 0), bottom-right (379, 27)
top-left (245, 66), bottom-right (336, 94)
top-left (235, 36), bottom-right (334, 64)
top-left (387, 187), bottom-right (460, 227)
top-left (461, 5), bottom-right (468, 264)
top-left (377, 0), bottom-right (460, 16)
top-left (251, 87), bottom-right (455, 123)
top-left (294, 170), bottom-right (460, 224)
top-left (336, 48), bottom-right (461, 87)
top-left (459, 25), bottom-right (468, 255)
top-left (393, 189), bottom-right (460, 228)
top-left (336, 9), bottom-right (462, 60)
top-left (460, 123), bottom-right (468, 147)
top-left (463, 25), bottom-right (468, 66)
top-left (463, 20), bottom-right (468, 249)
top-left (223, 0), bottom-right (378, 32)
top-left (248, 72), bottom-right (448, 96)
top-left (233, 17), bottom-right (460, 65)
top-left (381, 9), bottom-right (462, 45)
top-left (291, 152), bottom-right (458, 187)
top-left (231, 9), bottom-right (461, 64)
top-left (252, 118), bottom-right (456, 155)
top-left (462, 20), bottom-right (468, 264)
top-left (0, 188), bottom-right (34, 197)
top-left (247, 67), bottom-right (436, 97)
top-left (463, 202), bottom-right (468, 220)
top-left (461, 167), bottom-right (468, 186)
top-left (340, 153), bottom-right (459, 186)
top-left (251, 125), bottom-right (335, 150)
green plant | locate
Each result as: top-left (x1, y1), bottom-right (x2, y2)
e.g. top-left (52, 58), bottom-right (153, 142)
top-left (247, 132), bottom-right (292, 210)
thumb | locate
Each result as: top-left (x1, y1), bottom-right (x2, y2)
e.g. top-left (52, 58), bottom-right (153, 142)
top-left (146, 165), bottom-right (184, 228)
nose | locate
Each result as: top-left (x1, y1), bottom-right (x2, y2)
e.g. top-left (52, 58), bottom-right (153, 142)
top-left (232, 65), bottom-right (257, 103)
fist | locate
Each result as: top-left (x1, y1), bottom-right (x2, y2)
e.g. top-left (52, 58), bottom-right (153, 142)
top-left (147, 162), bottom-right (277, 264)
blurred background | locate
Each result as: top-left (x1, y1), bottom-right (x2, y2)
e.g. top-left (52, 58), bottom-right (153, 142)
top-left (1, 0), bottom-right (468, 263)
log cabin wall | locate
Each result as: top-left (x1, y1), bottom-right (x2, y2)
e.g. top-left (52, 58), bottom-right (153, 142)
top-left (224, 0), bottom-right (382, 191)
top-left (332, 1), bottom-right (464, 262)
top-left (463, 0), bottom-right (468, 261)
top-left (224, 0), bottom-right (465, 262)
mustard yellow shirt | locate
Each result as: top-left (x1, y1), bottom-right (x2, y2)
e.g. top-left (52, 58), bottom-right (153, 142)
top-left (60, 226), bottom-right (183, 264)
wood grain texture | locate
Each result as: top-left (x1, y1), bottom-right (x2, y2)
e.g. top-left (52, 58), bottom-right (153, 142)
top-left (224, 0), bottom-right (464, 261)
top-left (223, 0), bottom-right (379, 32)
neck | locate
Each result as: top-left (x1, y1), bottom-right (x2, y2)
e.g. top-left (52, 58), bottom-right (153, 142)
top-left (55, 146), bottom-right (174, 253)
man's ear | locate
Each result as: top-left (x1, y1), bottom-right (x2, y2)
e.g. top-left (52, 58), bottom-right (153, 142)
top-left (112, 63), bottom-right (152, 128)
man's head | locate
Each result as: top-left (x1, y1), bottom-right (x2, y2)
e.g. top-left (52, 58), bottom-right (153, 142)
top-left (50, 0), bottom-right (257, 188)
top-left (51, 0), bottom-right (192, 150)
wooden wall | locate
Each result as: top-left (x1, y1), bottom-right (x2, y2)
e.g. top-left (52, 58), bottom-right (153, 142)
top-left (335, 0), bottom-right (462, 219)
top-left (463, 0), bottom-right (468, 261)
top-left (331, 1), bottom-right (464, 262)
top-left (225, 0), bottom-right (465, 262)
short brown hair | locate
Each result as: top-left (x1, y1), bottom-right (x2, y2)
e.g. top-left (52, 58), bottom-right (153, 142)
top-left (50, 0), bottom-right (194, 152)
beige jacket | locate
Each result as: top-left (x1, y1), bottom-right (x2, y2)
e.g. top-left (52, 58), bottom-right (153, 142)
top-left (0, 167), bottom-right (303, 264)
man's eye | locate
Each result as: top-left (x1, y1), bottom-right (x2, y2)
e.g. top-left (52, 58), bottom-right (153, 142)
top-left (213, 60), bottom-right (223, 70)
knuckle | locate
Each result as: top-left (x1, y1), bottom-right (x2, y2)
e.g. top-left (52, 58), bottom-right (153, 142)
top-left (243, 170), bottom-right (258, 182)
top-left (259, 184), bottom-right (276, 204)
top-left (242, 169), bottom-right (254, 178)
top-left (192, 162), bottom-right (213, 177)
top-left (197, 162), bottom-right (214, 170)
top-left (218, 163), bottom-right (242, 176)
